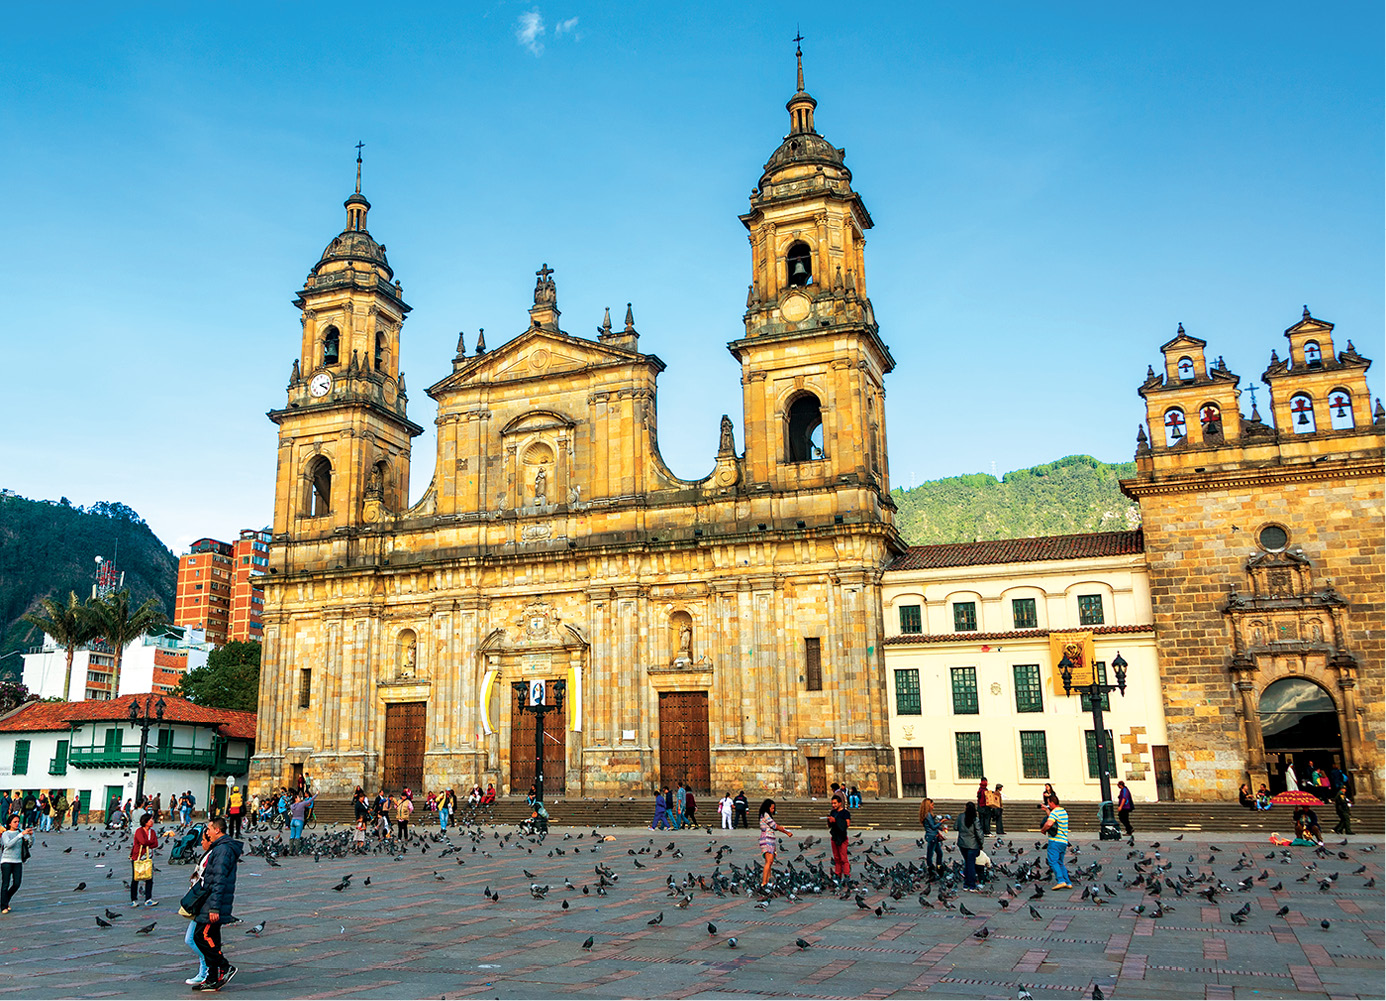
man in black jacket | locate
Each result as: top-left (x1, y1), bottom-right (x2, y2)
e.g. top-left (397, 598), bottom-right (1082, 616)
top-left (732, 791), bottom-right (749, 829)
top-left (193, 818), bottom-right (243, 991)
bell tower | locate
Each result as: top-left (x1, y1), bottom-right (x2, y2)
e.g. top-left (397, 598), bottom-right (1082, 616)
top-left (269, 149), bottom-right (423, 553)
top-left (731, 40), bottom-right (894, 505)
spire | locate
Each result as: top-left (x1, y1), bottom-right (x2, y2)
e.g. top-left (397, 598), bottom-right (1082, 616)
top-left (355, 140), bottom-right (364, 194)
top-left (475, 328), bottom-right (486, 355)
top-left (795, 27), bottom-right (805, 92)
top-left (345, 141), bottom-right (370, 232)
top-left (786, 31), bottom-right (817, 135)
top-left (624, 303), bottom-right (636, 332)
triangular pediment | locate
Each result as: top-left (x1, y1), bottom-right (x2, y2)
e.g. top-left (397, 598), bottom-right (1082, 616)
top-left (428, 328), bottom-right (654, 396)
top-left (1283, 313), bottom-right (1333, 338)
top-left (1159, 330), bottom-right (1207, 354)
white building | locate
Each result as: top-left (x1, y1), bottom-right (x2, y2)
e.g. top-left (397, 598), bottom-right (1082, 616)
top-left (881, 530), bottom-right (1169, 807)
top-left (22, 625), bottom-right (212, 701)
top-left (0, 694), bottom-right (254, 821)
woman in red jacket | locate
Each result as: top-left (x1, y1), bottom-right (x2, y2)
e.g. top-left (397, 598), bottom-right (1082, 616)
top-left (130, 812), bottom-right (160, 906)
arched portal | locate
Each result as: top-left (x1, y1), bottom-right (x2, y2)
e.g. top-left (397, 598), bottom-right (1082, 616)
top-left (1258, 677), bottom-right (1343, 794)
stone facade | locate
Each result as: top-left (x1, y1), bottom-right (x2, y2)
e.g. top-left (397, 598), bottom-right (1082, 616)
top-left (251, 54), bottom-right (902, 800)
top-left (1122, 313), bottom-right (1384, 800)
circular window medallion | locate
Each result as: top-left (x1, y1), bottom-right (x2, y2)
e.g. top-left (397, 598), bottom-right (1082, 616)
top-left (1258, 524), bottom-right (1289, 552)
top-left (781, 293), bottom-right (811, 322)
top-left (529, 349), bottom-right (550, 371)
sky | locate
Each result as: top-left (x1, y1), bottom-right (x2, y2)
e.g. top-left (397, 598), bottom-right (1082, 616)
top-left (2, 3), bottom-right (1381, 555)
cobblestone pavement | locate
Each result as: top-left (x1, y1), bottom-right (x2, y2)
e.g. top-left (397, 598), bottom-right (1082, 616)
top-left (0, 824), bottom-right (1379, 999)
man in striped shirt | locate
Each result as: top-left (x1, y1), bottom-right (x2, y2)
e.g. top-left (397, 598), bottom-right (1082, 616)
top-left (1042, 795), bottom-right (1071, 889)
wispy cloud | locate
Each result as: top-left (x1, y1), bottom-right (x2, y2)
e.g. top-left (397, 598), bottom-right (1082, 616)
top-left (516, 10), bottom-right (545, 56)
top-left (554, 16), bottom-right (579, 37)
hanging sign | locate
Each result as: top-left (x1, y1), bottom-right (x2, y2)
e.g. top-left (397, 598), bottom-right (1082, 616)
top-left (528, 679), bottom-right (546, 707)
top-left (1049, 630), bottom-right (1096, 693)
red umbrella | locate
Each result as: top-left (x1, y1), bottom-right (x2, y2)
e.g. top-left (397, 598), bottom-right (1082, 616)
top-left (1270, 790), bottom-right (1324, 806)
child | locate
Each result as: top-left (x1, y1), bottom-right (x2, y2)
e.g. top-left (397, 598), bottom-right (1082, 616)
top-left (353, 817), bottom-right (367, 853)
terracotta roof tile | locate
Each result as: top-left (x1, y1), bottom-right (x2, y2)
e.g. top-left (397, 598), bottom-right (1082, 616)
top-left (0, 694), bottom-right (256, 743)
top-left (889, 529), bottom-right (1144, 571)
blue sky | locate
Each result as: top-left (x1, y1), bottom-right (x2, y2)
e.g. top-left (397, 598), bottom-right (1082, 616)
top-left (2, 3), bottom-right (1381, 553)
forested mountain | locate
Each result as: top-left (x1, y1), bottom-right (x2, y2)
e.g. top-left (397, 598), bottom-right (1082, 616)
top-left (0, 493), bottom-right (177, 676)
top-left (891, 455), bottom-right (1140, 546)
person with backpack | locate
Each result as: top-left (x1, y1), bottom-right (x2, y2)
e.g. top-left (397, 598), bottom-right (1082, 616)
top-left (0, 814), bottom-right (34, 914)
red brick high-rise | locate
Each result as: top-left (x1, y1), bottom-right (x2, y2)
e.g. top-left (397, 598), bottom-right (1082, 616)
top-left (174, 529), bottom-right (270, 647)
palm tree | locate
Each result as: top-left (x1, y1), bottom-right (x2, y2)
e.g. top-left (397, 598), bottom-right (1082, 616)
top-left (20, 591), bottom-right (97, 700)
top-left (88, 590), bottom-right (168, 696)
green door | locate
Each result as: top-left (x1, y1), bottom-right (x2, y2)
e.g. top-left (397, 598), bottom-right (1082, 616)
top-left (103, 784), bottom-right (124, 820)
top-left (77, 790), bottom-right (90, 821)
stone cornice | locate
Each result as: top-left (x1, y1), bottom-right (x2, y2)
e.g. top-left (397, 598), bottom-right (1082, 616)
top-left (1121, 454), bottom-right (1383, 499)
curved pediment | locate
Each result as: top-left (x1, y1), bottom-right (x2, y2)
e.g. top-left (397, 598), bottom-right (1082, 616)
top-left (502, 409), bottom-right (577, 435)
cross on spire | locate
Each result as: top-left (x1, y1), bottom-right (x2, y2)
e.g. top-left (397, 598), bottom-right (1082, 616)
top-left (794, 27), bottom-right (805, 91)
top-left (536, 263), bottom-right (554, 282)
top-left (355, 141), bottom-right (365, 194)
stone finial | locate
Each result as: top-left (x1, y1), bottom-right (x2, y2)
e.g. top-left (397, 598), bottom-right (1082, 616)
top-left (1303, 304), bottom-right (1311, 320)
top-left (1135, 424), bottom-right (1149, 454)
top-left (1176, 322), bottom-right (1185, 335)
top-left (475, 328), bottom-right (487, 355)
top-left (1269, 349), bottom-right (1280, 364)
top-left (454, 330), bottom-right (467, 359)
top-left (290, 359), bottom-right (300, 383)
top-left (624, 303), bottom-right (636, 333)
top-left (833, 265), bottom-right (844, 291)
top-left (348, 349), bottom-right (359, 374)
top-left (746, 283), bottom-right (757, 308)
top-left (398, 371), bottom-right (406, 394)
top-left (598, 307), bottom-right (612, 338)
top-left (1375, 398), bottom-right (1384, 425)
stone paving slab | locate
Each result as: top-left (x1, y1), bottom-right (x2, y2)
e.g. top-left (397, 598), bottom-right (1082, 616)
top-left (0, 825), bottom-right (1379, 999)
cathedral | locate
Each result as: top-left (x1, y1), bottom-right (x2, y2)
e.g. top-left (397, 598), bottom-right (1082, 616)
top-left (251, 48), bottom-right (902, 799)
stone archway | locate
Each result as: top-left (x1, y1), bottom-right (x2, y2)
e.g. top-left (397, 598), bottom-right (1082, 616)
top-left (1258, 677), bottom-right (1343, 795)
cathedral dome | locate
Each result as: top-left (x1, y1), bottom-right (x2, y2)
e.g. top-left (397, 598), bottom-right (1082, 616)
top-left (315, 225), bottom-right (392, 276)
top-left (762, 131), bottom-right (848, 177)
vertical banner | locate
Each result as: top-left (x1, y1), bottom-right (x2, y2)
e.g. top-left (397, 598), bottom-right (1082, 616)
top-left (479, 669), bottom-right (498, 735)
top-left (529, 678), bottom-right (546, 707)
top-left (1049, 630), bottom-right (1096, 693)
top-left (568, 663), bottom-right (582, 732)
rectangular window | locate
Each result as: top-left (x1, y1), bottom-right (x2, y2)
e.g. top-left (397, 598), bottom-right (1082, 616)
top-left (1078, 594), bottom-right (1105, 626)
top-left (953, 601), bottom-right (977, 632)
top-left (1013, 664), bottom-right (1043, 713)
top-left (804, 638), bottom-right (822, 691)
top-left (1019, 730), bottom-right (1050, 779)
top-left (950, 666), bottom-right (979, 715)
top-left (1080, 662), bottom-right (1111, 712)
top-left (894, 669), bottom-right (921, 715)
top-left (1085, 728), bottom-right (1116, 779)
top-left (103, 728), bottom-right (121, 753)
top-left (298, 668), bottom-right (312, 709)
top-left (12, 739), bottom-right (30, 775)
top-left (1012, 597), bottom-right (1037, 630)
top-left (898, 604), bottom-right (922, 634)
top-left (955, 731), bottom-right (983, 779)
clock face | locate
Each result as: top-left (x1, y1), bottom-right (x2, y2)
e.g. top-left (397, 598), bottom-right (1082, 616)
top-left (309, 372), bottom-right (332, 398)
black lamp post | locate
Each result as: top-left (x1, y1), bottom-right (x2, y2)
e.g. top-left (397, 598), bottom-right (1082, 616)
top-left (128, 694), bottom-right (166, 808)
top-left (515, 680), bottom-right (564, 806)
top-left (1060, 650), bottom-right (1128, 840)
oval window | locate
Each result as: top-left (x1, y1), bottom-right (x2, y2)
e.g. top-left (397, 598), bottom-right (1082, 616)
top-left (1258, 524), bottom-right (1288, 552)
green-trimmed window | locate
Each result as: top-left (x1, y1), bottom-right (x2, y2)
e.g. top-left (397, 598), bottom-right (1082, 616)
top-left (955, 732), bottom-right (984, 779)
top-left (898, 604), bottom-right (923, 635)
top-left (1078, 594), bottom-right (1105, 626)
top-left (12, 739), bottom-right (30, 775)
top-left (1013, 664), bottom-right (1043, 713)
top-left (1080, 662), bottom-right (1110, 712)
top-left (950, 666), bottom-right (979, 715)
top-left (1012, 597), bottom-right (1038, 630)
top-left (1019, 730), bottom-right (1050, 779)
top-left (103, 728), bottom-right (121, 753)
top-left (953, 601), bottom-right (977, 632)
top-left (1085, 728), bottom-right (1116, 779)
top-left (894, 669), bottom-right (922, 715)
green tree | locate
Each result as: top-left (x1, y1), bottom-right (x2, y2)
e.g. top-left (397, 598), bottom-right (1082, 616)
top-left (176, 640), bottom-right (261, 711)
top-left (87, 590), bottom-right (168, 694)
top-left (0, 679), bottom-right (32, 714)
top-left (20, 591), bottom-right (97, 700)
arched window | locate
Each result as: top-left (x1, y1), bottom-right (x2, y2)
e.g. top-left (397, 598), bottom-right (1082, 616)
top-left (1259, 677), bottom-right (1341, 763)
top-left (323, 326), bottom-right (340, 367)
top-left (1198, 402), bottom-right (1222, 440)
top-left (786, 241), bottom-right (813, 287)
top-left (1162, 407), bottom-right (1186, 446)
top-left (1289, 393), bottom-right (1316, 433)
top-left (1177, 356), bottom-right (1195, 382)
top-left (1303, 340), bottom-right (1322, 366)
top-left (1327, 388), bottom-right (1354, 430)
top-left (374, 331), bottom-right (387, 372)
top-left (786, 393), bottom-right (824, 462)
top-left (306, 456), bottom-right (332, 517)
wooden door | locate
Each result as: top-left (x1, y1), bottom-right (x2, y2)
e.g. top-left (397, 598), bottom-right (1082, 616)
top-left (382, 701), bottom-right (426, 793)
top-left (899, 747), bottom-right (927, 798)
top-left (1152, 745), bottom-right (1174, 801)
top-left (658, 691), bottom-right (711, 795)
top-left (807, 756), bottom-right (827, 796)
top-left (509, 682), bottom-right (566, 795)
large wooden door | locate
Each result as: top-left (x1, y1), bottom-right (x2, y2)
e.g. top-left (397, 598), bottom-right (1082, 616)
top-left (658, 691), bottom-right (711, 795)
top-left (1152, 745), bottom-right (1174, 801)
top-left (899, 747), bottom-right (927, 798)
top-left (509, 682), bottom-right (566, 795)
top-left (383, 701), bottom-right (426, 793)
top-left (807, 757), bottom-right (827, 796)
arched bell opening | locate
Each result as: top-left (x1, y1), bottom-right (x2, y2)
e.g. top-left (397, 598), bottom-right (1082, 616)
top-left (305, 455), bottom-right (333, 517)
top-left (323, 326), bottom-right (340, 367)
top-left (786, 393), bottom-right (824, 462)
top-left (786, 241), bottom-right (813, 288)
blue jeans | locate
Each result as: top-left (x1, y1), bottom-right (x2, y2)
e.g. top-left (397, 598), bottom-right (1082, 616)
top-left (439, 808), bottom-right (449, 833)
top-left (961, 848), bottom-right (979, 888)
top-left (290, 818), bottom-right (304, 842)
top-left (1047, 839), bottom-right (1069, 884)
top-left (925, 836), bottom-right (943, 870)
top-left (185, 920), bottom-right (209, 981)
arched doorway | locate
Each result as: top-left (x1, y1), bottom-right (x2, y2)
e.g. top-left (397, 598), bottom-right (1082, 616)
top-left (1259, 677), bottom-right (1343, 795)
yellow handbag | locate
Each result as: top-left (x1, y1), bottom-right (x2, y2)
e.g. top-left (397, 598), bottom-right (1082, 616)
top-left (132, 847), bottom-right (153, 882)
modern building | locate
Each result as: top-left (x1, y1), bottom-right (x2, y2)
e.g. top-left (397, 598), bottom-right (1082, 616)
top-left (230, 528), bottom-right (271, 643)
top-left (0, 694), bottom-right (255, 822)
top-left (22, 625), bottom-right (213, 701)
top-left (174, 529), bottom-right (270, 646)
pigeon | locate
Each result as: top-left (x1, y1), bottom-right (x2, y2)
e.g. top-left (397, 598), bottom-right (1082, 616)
top-left (363, 877), bottom-right (371, 886)
top-left (581, 935), bottom-right (593, 950)
top-left (561, 900), bottom-right (569, 910)
top-left (135, 921), bottom-right (156, 934)
top-left (795, 938), bottom-right (812, 950)
top-left (246, 921), bottom-right (266, 936)
top-left (63, 847), bottom-right (73, 854)
top-left (1093, 986), bottom-right (1105, 1000)
top-left (647, 912), bottom-right (664, 925)
top-left (1028, 905), bottom-right (1042, 920)
top-left (104, 909), bottom-right (122, 919)
top-left (1275, 906), bottom-right (1289, 917)
top-left (1018, 989), bottom-right (1034, 1000)
top-left (73, 882), bottom-right (87, 892)
top-left (727, 937), bottom-right (738, 948)
top-left (95, 916), bottom-right (112, 928)
top-left (959, 902), bottom-right (974, 916)
top-left (707, 922), bottom-right (717, 936)
top-left (1320, 919), bottom-right (1331, 931)
top-left (973, 925), bottom-right (989, 939)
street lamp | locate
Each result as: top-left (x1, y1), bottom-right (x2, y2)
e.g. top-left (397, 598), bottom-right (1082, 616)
top-left (128, 694), bottom-right (167, 808)
top-left (515, 679), bottom-right (565, 806)
top-left (1060, 650), bottom-right (1128, 840)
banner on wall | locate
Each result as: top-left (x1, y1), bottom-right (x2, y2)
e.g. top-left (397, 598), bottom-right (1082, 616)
top-left (1049, 630), bottom-right (1096, 694)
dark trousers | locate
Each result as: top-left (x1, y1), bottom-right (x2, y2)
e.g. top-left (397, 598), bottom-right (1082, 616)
top-left (0, 862), bottom-right (21, 909)
top-left (993, 808), bottom-right (1005, 835)
top-left (194, 920), bottom-right (229, 981)
top-left (979, 807), bottom-right (991, 836)
top-left (130, 862), bottom-right (153, 903)
top-left (961, 847), bottom-right (979, 888)
top-left (1118, 808), bottom-right (1133, 836)
top-left (228, 812), bottom-right (242, 839)
top-left (734, 807), bottom-right (747, 828)
top-left (925, 835), bottom-right (943, 871)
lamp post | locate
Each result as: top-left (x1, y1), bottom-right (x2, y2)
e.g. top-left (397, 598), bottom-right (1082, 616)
top-left (127, 694), bottom-right (166, 808)
top-left (1060, 650), bottom-right (1128, 840)
top-left (515, 680), bottom-right (565, 806)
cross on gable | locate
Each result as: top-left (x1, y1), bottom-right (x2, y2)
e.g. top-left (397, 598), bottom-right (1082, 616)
top-left (536, 263), bottom-right (554, 282)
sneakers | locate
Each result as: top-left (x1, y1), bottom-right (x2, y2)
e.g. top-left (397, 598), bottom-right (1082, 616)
top-left (145, 899), bottom-right (159, 907)
top-left (198, 966), bottom-right (236, 991)
top-left (185, 976), bottom-right (206, 986)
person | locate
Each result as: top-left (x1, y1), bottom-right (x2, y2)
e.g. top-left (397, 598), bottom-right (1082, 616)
top-left (1238, 783), bottom-right (1255, 809)
top-left (52, 790), bottom-right (68, 832)
top-left (1329, 764), bottom-right (1348, 796)
top-left (976, 778), bottom-right (991, 836)
top-left (0, 814), bottom-right (34, 914)
top-left (957, 801), bottom-right (985, 890)
top-left (1294, 805), bottom-right (1323, 845)
top-left (1116, 780), bottom-right (1134, 836)
top-left (1332, 785), bottom-right (1353, 835)
top-left (920, 798), bottom-right (945, 876)
top-left (848, 786), bottom-right (862, 809)
top-left (481, 783), bottom-right (496, 806)
top-left (1285, 759), bottom-right (1300, 792)
top-left (684, 788), bottom-right (698, 828)
top-left (191, 818), bottom-right (241, 991)
top-left (288, 790), bottom-right (317, 852)
top-left (375, 793), bottom-right (392, 840)
top-left (226, 785), bottom-right (243, 840)
top-left (353, 816), bottom-right (367, 853)
top-left (827, 791), bottom-right (851, 882)
top-left (650, 789), bottom-right (667, 830)
top-left (525, 798), bottom-right (549, 836)
top-left (733, 790), bottom-right (749, 829)
top-left (1255, 784), bottom-right (1273, 810)
top-left (758, 799), bottom-right (794, 887)
top-left (352, 788), bottom-right (369, 826)
top-left (152, 792), bottom-right (163, 824)
top-left (37, 793), bottom-right (51, 833)
top-left (719, 792), bottom-right (734, 830)
top-left (21, 792), bottom-right (37, 830)
top-left (439, 789), bottom-right (455, 833)
top-left (1315, 764), bottom-right (1331, 801)
top-left (673, 783), bottom-right (687, 830)
top-left (1041, 783), bottom-right (1056, 808)
top-left (467, 786), bottom-right (481, 809)
top-left (130, 811), bottom-right (160, 906)
top-left (1041, 794), bottom-right (1071, 889)
top-left (989, 783), bottom-right (1006, 836)
top-left (395, 790), bottom-right (414, 840)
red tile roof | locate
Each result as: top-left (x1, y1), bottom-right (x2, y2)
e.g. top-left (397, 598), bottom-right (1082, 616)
top-left (0, 694), bottom-right (255, 743)
top-left (884, 623), bottom-right (1154, 645)
top-left (889, 529), bottom-right (1144, 571)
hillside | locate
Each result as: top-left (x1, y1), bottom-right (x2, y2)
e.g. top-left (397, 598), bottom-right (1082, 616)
top-left (0, 493), bottom-right (177, 675)
top-left (892, 455), bottom-right (1140, 546)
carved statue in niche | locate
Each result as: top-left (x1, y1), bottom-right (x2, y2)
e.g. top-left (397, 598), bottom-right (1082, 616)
top-left (670, 611), bottom-right (693, 665)
top-left (719, 414), bottom-right (735, 454)
top-left (1308, 618), bottom-right (1323, 643)
top-left (534, 466), bottom-right (547, 505)
top-left (398, 631), bottom-right (417, 678)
